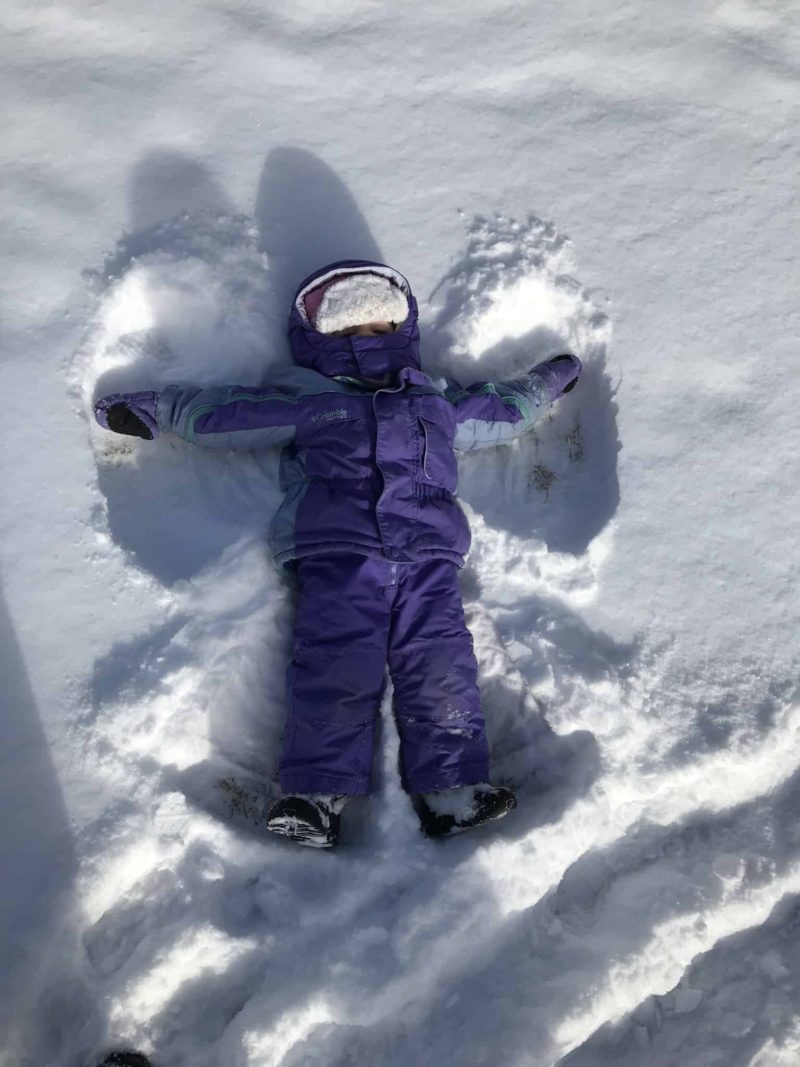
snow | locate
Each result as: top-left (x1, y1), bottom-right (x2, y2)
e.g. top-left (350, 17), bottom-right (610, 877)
top-left (1, 1), bottom-right (799, 1065)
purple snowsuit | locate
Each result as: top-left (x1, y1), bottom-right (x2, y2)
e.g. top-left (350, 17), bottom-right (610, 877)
top-left (96, 260), bottom-right (579, 795)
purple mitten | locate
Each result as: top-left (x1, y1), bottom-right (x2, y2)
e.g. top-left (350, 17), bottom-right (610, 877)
top-left (94, 391), bottom-right (160, 440)
top-left (530, 354), bottom-right (582, 401)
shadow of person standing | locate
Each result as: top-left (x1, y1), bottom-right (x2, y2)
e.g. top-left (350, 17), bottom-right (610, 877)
top-left (129, 148), bottom-right (236, 240)
top-left (93, 149), bottom-right (279, 584)
top-left (255, 146), bottom-right (383, 331)
top-left (0, 585), bottom-right (92, 1063)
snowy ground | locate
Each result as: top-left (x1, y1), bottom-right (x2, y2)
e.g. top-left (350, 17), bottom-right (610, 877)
top-left (2, 2), bottom-right (799, 1065)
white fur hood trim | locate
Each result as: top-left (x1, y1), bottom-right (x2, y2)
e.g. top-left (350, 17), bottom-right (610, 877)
top-left (314, 274), bottom-right (409, 334)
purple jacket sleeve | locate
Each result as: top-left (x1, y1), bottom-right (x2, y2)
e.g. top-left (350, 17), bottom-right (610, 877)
top-left (449, 355), bottom-right (581, 451)
top-left (155, 384), bottom-right (300, 451)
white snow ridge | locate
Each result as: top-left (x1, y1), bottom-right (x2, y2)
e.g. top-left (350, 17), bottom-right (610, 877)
top-left (2, 5), bottom-right (800, 1065)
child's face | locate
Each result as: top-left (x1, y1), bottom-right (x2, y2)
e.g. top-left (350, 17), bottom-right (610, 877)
top-left (330, 321), bottom-right (396, 338)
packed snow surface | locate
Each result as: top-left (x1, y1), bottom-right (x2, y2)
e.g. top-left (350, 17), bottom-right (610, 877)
top-left (1, 2), bottom-right (799, 1065)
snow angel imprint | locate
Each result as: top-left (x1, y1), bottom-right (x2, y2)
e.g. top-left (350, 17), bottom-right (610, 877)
top-left (94, 259), bottom-right (582, 847)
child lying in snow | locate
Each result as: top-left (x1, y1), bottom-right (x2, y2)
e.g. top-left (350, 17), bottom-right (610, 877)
top-left (94, 260), bottom-right (581, 847)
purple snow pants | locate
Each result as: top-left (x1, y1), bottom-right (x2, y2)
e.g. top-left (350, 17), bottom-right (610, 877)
top-left (279, 554), bottom-right (490, 796)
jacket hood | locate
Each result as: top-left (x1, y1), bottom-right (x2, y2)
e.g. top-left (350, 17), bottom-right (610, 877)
top-left (288, 259), bottom-right (421, 380)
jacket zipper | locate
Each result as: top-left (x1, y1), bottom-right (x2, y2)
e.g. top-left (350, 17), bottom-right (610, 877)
top-left (372, 376), bottom-right (408, 550)
top-left (420, 417), bottom-right (432, 479)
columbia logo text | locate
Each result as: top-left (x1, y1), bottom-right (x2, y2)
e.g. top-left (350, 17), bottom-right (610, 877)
top-left (311, 408), bottom-right (349, 425)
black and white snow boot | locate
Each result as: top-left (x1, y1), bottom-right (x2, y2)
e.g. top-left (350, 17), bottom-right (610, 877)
top-left (265, 794), bottom-right (346, 848)
top-left (416, 783), bottom-right (517, 837)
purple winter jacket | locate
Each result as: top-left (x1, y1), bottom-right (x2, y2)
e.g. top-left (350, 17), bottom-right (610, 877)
top-left (96, 260), bottom-right (580, 570)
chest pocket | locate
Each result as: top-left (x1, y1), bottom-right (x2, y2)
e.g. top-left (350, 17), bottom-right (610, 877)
top-left (415, 405), bottom-right (458, 493)
top-left (301, 410), bottom-right (373, 481)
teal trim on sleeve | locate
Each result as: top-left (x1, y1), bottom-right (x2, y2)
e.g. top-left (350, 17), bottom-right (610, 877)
top-left (185, 403), bottom-right (219, 442)
top-left (186, 390), bottom-right (300, 442)
top-left (446, 381), bottom-right (532, 420)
